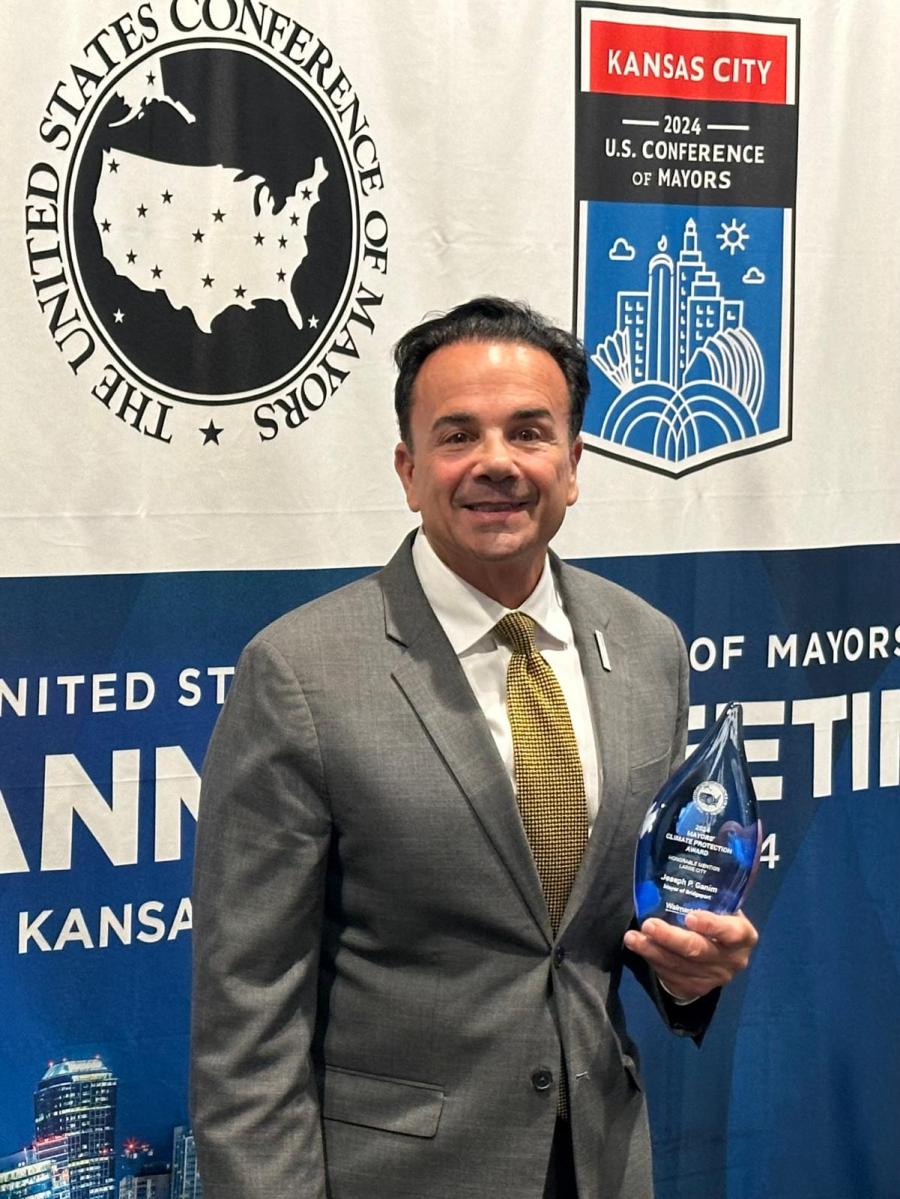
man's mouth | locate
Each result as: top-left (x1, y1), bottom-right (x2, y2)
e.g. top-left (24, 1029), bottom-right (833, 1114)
top-left (462, 501), bottom-right (530, 512)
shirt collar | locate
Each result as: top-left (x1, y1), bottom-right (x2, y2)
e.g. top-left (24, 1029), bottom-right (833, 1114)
top-left (411, 529), bottom-right (571, 656)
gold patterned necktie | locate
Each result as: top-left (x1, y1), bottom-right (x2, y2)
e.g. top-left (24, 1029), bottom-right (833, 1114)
top-left (493, 611), bottom-right (589, 935)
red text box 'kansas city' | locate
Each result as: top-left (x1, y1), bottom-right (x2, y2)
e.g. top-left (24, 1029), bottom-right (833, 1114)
top-left (589, 21), bottom-right (788, 104)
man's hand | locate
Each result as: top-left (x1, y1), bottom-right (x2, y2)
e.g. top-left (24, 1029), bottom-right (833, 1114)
top-left (623, 910), bottom-right (759, 1001)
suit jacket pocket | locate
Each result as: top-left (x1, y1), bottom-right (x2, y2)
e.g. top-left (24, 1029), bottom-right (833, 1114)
top-left (321, 1064), bottom-right (445, 1138)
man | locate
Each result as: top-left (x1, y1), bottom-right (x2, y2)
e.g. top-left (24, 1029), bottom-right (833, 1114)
top-left (191, 297), bottom-right (757, 1198)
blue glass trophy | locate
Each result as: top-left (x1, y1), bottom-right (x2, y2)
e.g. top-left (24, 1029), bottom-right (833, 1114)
top-left (634, 703), bottom-right (762, 926)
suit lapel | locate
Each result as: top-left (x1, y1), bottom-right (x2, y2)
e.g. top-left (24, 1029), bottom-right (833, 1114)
top-left (381, 538), bottom-right (553, 944)
top-left (555, 562), bottom-right (635, 936)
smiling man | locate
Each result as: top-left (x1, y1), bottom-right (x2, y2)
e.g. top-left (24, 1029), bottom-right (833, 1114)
top-left (393, 338), bottom-right (581, 608)
top-left (191, 297), bottom-right (757, 1199)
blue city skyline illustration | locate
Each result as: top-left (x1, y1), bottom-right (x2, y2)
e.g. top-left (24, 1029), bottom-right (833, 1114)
top-left (582, 202), bottom-right (786, 469)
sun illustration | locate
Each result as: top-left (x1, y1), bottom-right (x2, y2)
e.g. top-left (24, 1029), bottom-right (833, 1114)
top-left (717, 218), bottom-right (750, 255)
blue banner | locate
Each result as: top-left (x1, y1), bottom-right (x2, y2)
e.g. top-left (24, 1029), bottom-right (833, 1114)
top-left (2, 545), bottom-right (898, 1194)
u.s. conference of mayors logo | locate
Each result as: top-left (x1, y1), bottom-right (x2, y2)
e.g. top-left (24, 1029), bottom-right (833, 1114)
top-left (574, 4), bottom-right (799, 477)
top-left (25, 2), bottom-right (389, 447)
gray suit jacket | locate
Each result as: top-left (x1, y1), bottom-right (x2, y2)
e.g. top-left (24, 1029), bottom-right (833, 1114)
top-left (191, 534), bottom-right (710, 1199)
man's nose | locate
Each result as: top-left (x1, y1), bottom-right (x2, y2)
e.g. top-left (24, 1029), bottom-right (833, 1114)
top-left (473, 432), bottom-right (520, 479)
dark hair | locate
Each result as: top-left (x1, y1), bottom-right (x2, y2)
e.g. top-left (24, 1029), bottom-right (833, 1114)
top-left (393, 296), bottom-right (588, 445)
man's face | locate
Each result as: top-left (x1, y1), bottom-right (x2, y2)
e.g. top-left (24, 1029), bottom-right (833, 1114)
top-left (394, 340), bottom-right (582, 599)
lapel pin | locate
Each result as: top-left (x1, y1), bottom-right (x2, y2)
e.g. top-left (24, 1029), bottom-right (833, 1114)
top-left (594, 630), bottom-right (611, 672)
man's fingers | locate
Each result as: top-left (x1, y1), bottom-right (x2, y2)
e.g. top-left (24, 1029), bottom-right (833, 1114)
top-left (683, 909), bottom-right (759, 948)
top-left (623, 910), bottom-right (759, 994)
top-left (624, 928), bottom-right (730, 999)
top-left (625, 928), bottom-right (721, 976)
top-left (634, 918), bottom-right (720, 960)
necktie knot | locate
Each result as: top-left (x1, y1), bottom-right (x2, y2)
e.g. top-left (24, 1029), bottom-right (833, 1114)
top-left (493, 611), bottom-right (539, 659)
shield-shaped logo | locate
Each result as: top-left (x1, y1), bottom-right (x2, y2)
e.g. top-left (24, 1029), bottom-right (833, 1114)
top-left (574, 4), bottom-right (799, 476)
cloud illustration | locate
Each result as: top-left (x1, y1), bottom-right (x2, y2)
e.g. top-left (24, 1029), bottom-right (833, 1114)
top-left (742, 266), bottom-right (766, 284)
top-left (609, 237), bottom-right (636, 261)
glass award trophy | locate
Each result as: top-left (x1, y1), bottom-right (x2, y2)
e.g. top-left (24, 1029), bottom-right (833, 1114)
top-left (634, 703), bottom-right (762, 926)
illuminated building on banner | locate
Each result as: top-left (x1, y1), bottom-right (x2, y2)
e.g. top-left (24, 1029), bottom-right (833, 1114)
top-left (170, 1130), bottom-right (201, 1199)
top-left (0, 1139), bottom-right (69, 1199)
top-left (120, 1141), bottom-right (151, 1168)
top-left (0, 1156), bottom-right (55, 1199)
top-left (33, 1059), bottom-right (117, 1199)
top-left (117, 1165), bottom-right (170, 1199)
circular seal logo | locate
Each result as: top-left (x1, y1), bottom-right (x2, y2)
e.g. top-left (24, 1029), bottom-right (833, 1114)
top-left (692, 780), bottom-right (728, 817)
top-left (26, 7), bottom-right (388, 448)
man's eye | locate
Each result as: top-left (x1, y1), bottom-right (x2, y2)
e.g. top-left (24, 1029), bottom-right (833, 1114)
top-left (515, 427), bottom-right (543, 441)
top-left (441, 430), bottom-right (471, 444)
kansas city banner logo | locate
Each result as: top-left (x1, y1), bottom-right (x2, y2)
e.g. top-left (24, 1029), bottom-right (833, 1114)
top-left (574, 4), bottom-right (799, 476)
top-left (24, 2), bottom-right (389, 447)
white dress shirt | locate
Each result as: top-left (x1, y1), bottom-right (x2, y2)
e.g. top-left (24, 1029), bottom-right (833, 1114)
top-left (411, 529), bottom-right (601, 832)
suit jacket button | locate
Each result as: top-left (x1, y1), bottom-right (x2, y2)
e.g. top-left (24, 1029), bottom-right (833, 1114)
top-left (531, 1068), bottom-right (554, 1092)
top-left (553, 945), bottom-right (566, 967)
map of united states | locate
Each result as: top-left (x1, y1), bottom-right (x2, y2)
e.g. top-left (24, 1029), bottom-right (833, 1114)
top-left (93, 148), bottom-right (328, 333)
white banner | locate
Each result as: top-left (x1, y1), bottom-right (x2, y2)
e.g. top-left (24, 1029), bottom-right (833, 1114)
top-left (2, 0), bottom-right (899, 578)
